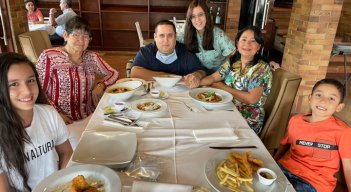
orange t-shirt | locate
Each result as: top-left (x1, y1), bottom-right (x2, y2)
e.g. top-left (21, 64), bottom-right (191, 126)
top-left (279, 114), bottom-right (351, 192)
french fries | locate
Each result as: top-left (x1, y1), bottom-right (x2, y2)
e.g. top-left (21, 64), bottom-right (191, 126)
top-left (216, 152), bottom-right (264, 192)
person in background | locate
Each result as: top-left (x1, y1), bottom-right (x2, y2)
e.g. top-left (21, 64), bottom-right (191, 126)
top-left (131, 20), bottom-right (206, 88)
top-left (25, 0), bottom-right (44, 24)
top-left (36, 16), bottom-right (118, 125)
top-left (274, 79), bottom-right (351, 192)
top-left (177, 0), bottom-right (236, 74)
top-left (195, 26), bottom-right (273, 134)
top-left (0, 52), bottom-right (72, 191)
top-left (48, 0), bottom-right (77, 45)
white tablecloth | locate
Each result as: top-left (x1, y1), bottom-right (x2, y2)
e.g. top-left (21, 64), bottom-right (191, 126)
top-left (29, 23), bottom-right (55, 35)
top-left (68, 83), bottom-right (296, 192)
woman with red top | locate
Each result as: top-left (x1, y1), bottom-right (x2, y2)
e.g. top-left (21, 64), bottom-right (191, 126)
top-left (36, 16), bottom-right (119, 125)
top-left (25, 0), bottom-right (44, 24)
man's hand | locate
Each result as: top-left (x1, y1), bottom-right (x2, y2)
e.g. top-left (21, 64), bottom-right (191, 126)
top-left (92, 83), bottom-right (105, 107)
top-left (184, 73), bottom-right (201, 88)
top-left (49, 8), bottom-right (57, 15)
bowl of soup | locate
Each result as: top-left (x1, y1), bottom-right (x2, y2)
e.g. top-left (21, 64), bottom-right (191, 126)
top-left (153, 75), bottom-right (182, 88)
top-left (106, 80), bottom-right (143, 102)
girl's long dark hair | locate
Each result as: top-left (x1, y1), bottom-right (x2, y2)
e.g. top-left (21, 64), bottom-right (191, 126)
top-left (230, 25), bottom-right (268, 66)
top-left (184, 0), bottom-right (214, 53)
top-left (0, 52), bottom-right (47, 191)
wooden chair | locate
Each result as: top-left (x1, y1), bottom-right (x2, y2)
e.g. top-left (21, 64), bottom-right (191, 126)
top-left (259, 68), bottom-right (302, 155)
top-left (18, 30), bottom-right (52, 63)
top-left (135, 21), bottom-right (153, 48)
top-left (333, 98), bottom-right (351, 191)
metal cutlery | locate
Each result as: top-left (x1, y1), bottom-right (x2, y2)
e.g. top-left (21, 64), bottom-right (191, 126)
top-left (209, 146), bottom-right (257, 149)
top-left (106, 115), bottom-right (139, 126)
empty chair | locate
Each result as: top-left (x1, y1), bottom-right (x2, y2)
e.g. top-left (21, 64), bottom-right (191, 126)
top-left (171, 17), bottom-right (186, 33)
top-left (259, 68), bottom-right (302, 155)
top-left (18, 30), bottom-right (52, 63)
top-left (135, 21), bottom-right (153, 48)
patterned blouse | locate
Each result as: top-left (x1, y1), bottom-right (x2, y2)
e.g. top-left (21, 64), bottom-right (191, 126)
top-left (36, 48), bottom-right (119, 121)
top-left (177, 26), bottom-right (236, 72)
top-left (218, 59), bottom-right (273, 133)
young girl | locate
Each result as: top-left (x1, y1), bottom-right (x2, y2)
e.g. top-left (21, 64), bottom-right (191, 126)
top-left (0, 53), bottom-right (72, 191)
top-left (25, 0), bottom-right (44, 24)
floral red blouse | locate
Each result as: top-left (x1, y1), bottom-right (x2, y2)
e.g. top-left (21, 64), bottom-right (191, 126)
top-left (36, 48), bottom-right (119, 121)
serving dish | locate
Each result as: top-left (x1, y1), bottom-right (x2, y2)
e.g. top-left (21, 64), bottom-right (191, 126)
top-left (33, 164), bottom-right (121, 192)
top-left (72, 131), bottom-right (137, 168)
top-left (204, 151), bottom-right (286, 192)
top-left (130, 98), bottom-right (168, 118)
top-left (189, 88), bottom-right (233, 109)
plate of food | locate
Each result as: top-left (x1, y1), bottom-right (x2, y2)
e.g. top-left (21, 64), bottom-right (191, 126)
top-left (131, 98), bottom-right (168, 118)
top-left (204, 151), bottom-right (286, 192)
top-left (33, 164), bottom-right (121, 192)
top-left (189, 88), bottom-right (233, 107)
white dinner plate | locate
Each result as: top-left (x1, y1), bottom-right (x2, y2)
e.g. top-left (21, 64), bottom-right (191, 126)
top-left (189, 88), bottom-right (233, 108)
top-left (116, 77), bottom-right (146, 87)
top-left (72, 131), bottom-right (137, 168)
top-left (130, 98), bottom-right (168, 118)
top-left (204, 151), bottom-right (287, 192)
top-left (33, 164), bottom-right (121, 192)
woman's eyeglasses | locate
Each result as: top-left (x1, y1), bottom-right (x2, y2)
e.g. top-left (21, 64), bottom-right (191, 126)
top-left (70, 32), bottom-right (92, 41)
top-left (190, 12), bottom-right (205, 20)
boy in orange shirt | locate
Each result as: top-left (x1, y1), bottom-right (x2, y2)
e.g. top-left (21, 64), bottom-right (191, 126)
top-left (274, 79), bottom-right (351, 192)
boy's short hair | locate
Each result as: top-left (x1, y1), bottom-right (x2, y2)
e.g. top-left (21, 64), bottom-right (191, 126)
top-left (311, 78), bottom-right (345, 103)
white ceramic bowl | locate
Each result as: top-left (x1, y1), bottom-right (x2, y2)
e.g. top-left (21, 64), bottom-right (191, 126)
top-left (106, 80), bottom-right (143, 102)
top-left (257, 168), bottom-right (277, 186)
top-left (153, 75), bottom-right (182, 88)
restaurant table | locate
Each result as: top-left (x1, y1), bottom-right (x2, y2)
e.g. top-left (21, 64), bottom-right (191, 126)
top-left (28, 23), bottom-right (55, 35)
top-left (68, 82), bottom-right (296, 192)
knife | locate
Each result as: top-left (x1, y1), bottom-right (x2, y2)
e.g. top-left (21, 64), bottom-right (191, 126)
top-left (209, 146), bottom-right (257, 149)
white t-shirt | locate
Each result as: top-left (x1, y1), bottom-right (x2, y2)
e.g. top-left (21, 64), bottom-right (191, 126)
top-left (0, 104), bottom-right (69, 191)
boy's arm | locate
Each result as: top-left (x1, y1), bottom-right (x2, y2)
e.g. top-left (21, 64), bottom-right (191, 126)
top-left (342, 158), bottom-right (351, 191)
top-left (274, 144), bottom-right (290, 161)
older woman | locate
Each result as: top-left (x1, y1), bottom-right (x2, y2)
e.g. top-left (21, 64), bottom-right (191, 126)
top-left (25, 0), bottom-right (44, 24)
top-left (196, 26), bottom-right (273, 134)
top-left (177, 0), bottom-right (236, 74)
top-left (36, 16), bottom-right (119, 125)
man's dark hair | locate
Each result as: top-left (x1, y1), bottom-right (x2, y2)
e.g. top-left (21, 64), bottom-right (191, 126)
top-left (155, 20), bottom-right (176, 34)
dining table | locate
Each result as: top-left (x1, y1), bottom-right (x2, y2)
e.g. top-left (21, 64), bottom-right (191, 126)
top-left (67, 81), bottom-right (296, 192)
top-left (28, 22), bottom-right (55, 35)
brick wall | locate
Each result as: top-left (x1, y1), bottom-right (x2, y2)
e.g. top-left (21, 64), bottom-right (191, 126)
top-left (282, 0), bottom-right (344, 113)
top-left (336, 0), bottom-right (351, 42)
top-left (7, 0), bottom-right (29, 52)
top-left (225, 0), bottom-right (239, 40)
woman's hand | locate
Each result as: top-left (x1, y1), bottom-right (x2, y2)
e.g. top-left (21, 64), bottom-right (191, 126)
top-left (60, 113), bottom-right (73, 125)
top-left (269, 61), bottom-right (280, 71)
top-left (92, 83), bottom-right (105, 107)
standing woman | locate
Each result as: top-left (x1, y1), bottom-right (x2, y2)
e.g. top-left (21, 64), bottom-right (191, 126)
top-left (177, 0), bottom-right (236, 73)
top-left (0, 53), bottom-right (72, 191)
top-left (36, 16), bottom-right (119, 124)
top-left (196, 26), bottom-right (273, 134)
top-left (25, 0), bottom-right (44, 24)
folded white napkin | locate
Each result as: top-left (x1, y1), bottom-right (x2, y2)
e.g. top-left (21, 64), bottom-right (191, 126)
top-left (193, 128), bottom-right (238, 142)
top-left (131, 181), bottom-right (193, 192)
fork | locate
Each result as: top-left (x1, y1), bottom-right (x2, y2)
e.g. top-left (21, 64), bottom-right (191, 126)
top-left (178, 100), bottom-right (194, 111)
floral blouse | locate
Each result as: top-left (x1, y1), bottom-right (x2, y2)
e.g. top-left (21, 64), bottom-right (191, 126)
top-left (218, 59), bottom-right (273, 133)
top-left (177, 26), bottom-right (236, 72)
